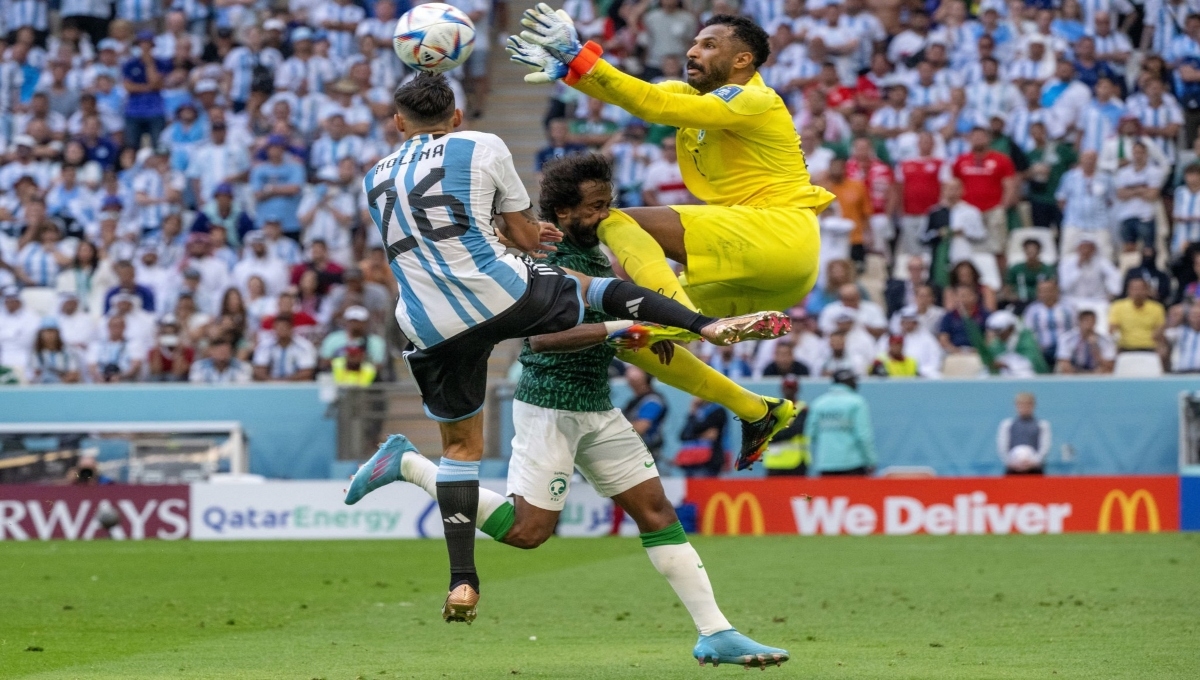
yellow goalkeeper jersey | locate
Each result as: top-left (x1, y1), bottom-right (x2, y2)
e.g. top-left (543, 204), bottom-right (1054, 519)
top-left (572, 59), bottom-right (834, 211)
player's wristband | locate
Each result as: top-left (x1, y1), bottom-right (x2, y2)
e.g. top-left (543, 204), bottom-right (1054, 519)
top-left (603, 320), bottom-right (634, 334)
top-left (565, 41), bottom-right (603, 85)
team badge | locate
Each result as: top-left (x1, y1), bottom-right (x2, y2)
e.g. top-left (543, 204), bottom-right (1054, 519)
top-left (549, 477), bottom-right (567, 499)
top-left (711, 85), bottom-right (742, 102)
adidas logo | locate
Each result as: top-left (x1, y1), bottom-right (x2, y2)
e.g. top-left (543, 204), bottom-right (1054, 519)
top-left (444, 513), bottom-right (471, 524)
top-left (626, 297), bottom-right (643, 317)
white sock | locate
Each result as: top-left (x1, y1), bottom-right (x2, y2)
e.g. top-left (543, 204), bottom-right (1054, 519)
top-left (401, 451), bottom-right (506, 524)
top-left (645, 542), bottom-right (733, 636)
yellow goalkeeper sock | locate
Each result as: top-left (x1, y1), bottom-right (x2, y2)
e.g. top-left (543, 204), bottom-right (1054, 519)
top-left (619, 345), bottom-right (769, 422)
top-left (598, 209), bottom-right (697, 312)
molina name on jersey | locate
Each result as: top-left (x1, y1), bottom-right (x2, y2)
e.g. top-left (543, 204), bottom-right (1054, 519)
top-left (364, 131), bottom-right (532, 349)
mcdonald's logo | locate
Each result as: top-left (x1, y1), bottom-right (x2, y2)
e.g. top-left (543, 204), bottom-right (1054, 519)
top-left (701, 492), bottom-right (765, 536)
top-left (1097, 489), bottom-right (1161, 533)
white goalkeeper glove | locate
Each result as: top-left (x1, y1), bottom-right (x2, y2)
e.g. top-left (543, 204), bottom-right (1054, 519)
top-left (519, 3), bottom-right (583, 63)
top-left (506, 35), bottom-right (569, 84)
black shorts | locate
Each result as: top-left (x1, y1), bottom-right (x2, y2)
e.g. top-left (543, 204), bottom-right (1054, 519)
top-left (403, 263), bottom-right (584, 422)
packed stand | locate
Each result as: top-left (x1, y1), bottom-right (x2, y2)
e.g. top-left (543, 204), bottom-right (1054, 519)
top-left (0, 0), bottom-right (499, 386)
top-left (534, 0), bottom-right (1200, 378)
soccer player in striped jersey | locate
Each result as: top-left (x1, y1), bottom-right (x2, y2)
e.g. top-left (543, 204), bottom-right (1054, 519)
top-left (348, 153), bottom-right (787, 668)
top-left (350, 74), bottom-right (790, 624)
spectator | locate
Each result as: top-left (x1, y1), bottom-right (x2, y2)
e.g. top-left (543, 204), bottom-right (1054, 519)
top-left (251, 135), bottom-right (306, 237)
top-left (54, 292), bottom-right (96, 353)
top-left (675, 397), bottom-right (728, 478)
top-left (1056, 151), bottom-right (1114, 259)
top-left (762, 375), bottom-right (810, 477)
top-left (945, 260), bottom-right (997, 314)
top-left (1023, 280), bottom-right (1075, 367)
top-left (886, 306), bottom-right (943, 378)
top-left (871, 334), bottom-right (920, 378)
top-left (87, 315), bottom-right (143, 383)
top-left (1109, 278), bottom-right (1166, 354)
top-left (923, 179), bottom-right (986, 288)
top-left (761, 339), bottom-right (810, 377)
top-left (535, 118), bottom-right (586, 175)
top-left (330, 342), bottom-right (378, 385)
top-left (603, 121), bottom-right (660, 208)
top-left (54, 240), bottom-right (101, 310)
top-left (147, 315), bottom-right (194, 382)
top-left (1056, 309), bottom-right (1117, 374)
top-left (622, 366), bottom-right (668, 460)
top-left (641, 136), bottom-right (696, 206)
top-left (997, 393), bottom-right (1051, 475)
top-left (1025, 121), bottom-right (1076, 229)
top-left (939, 284), bottom-right (989, 353)
top-left (188, 335), bottom-right (251, 384)
top-left (823, 156), bottom-right (873, 263)
top-left (705, 344), bottom-right (754, 379)
top-left (951, 125), bottom-right (1018, 269)
top-left (1004, 239), bottom-right (1056, 311)
top-left (1059, 237), bottom-right (1122, 314)
top-left (984, 310), bottom-right (1050, 377)
top-left (27, 320), bottom-right (81, 384)
top-left (895, 132), bottom-right (944, 257)
top-left (192, 183), bottom-right (255, 242)
top-left (0, 287), bottom-right (39, 374)
top-left (252, 315), bottom-right (317, 382)
top-left (818, 283), bottom-right (888, 337)
top-left (290, 239), bottom-right (344, 296)
top-left (1166, 304), bottom-right (1200, 373)
top-left (885, 255), bottom-right (932, 317)
top-left (1113, 141), bottom-right (1167, 252)
top-left (1123, 246), bottom-right (1172, 302)
top-left (806, 369), bottom-right (876, 476)
top-left (640, 0), bottom-right (698, 80)
top-left (123, 30), bottom-right (171, 148)
top-left (1173, 163), bottom-right (1200, 257)
top-left (230, 231), bottom-right (287, 298)
top-left (319, 305), bottom-right (386, 371)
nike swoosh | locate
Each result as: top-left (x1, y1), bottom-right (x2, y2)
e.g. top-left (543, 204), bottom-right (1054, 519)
top-left (697, 563), bottom-right (705, 569)
top-left (644, 461), bottom-right (654, 468)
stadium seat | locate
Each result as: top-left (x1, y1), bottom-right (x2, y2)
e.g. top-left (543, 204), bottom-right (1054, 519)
top-left (19, 287), bottom-right (57, 317)
top-left (1006, 228), bottom-right (1059, 266)
top-left (941, 351), bottom-right (985, 378)
top-left (1113, 352), bottom-right (1163, 377)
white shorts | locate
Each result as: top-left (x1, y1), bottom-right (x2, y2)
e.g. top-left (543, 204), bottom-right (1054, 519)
top-left (507, 400), bottom-right (660, 511)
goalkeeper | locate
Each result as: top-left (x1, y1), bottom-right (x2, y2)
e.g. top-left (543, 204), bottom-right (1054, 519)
top-left (509, 8), bottom-right (834, 469)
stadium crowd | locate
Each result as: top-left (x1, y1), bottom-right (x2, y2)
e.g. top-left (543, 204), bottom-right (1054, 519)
top-left (1, 0), bottom-right (1199, 387)
top-left (538, 0), bottom-right (1200, 378)
top-left (0, 0), bottom-right (498, 385)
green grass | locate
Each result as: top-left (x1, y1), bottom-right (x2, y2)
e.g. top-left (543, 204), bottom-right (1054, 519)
top-left (2, 534), bottom-right (1198, 679)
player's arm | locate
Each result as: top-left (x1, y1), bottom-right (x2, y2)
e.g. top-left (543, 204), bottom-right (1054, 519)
top-left (497, 206), bottom-right (561, 255)
top-left (568, 57), bottom-right (767, 132)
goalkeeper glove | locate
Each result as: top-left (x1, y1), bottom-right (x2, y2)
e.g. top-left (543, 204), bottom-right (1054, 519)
top-left (519, 2), bottom-right (582, 62)
top-left (506, 35), bottom-right (569, 84)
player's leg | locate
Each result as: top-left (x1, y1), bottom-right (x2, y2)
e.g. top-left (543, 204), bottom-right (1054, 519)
top-left (434, 414), bottom-right (485, 622)
top-left (579, 415), bottom-right (788, 668)
top-left (616, 344), bottom-right (797, 469)
top-left (596, 207), bottom-right (695, 310)
top-left (566, 269), bottom-right (791, 346)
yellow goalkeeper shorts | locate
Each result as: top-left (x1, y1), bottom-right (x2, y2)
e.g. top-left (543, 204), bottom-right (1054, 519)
top-left (672, 204), bottom-right (821, 316)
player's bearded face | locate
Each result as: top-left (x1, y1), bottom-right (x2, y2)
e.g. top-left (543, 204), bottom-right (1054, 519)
top-left (685, 54), bottom-right (734, 94)
top-left (560, 181), bottom-right (612, 249)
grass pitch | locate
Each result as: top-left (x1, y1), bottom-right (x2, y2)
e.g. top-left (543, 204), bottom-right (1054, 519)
top-left (2, 534), bottom-right (1198, 679)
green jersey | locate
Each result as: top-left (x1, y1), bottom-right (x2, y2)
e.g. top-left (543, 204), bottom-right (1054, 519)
top-left (514, 237), bottom-right (617, 412)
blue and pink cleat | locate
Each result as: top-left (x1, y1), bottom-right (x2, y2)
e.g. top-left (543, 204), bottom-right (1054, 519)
top-left (344, 434), bottom-right (416, 505)
top-left (693, 629), bottom-right (789, 669)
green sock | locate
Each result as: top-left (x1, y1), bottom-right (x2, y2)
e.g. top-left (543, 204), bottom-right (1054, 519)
top-left (479, 502), bottom-right (516, 541)
top-left (640, 520), bottom-right (688, 548)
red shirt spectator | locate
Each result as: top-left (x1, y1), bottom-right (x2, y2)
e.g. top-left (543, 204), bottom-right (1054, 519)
top-left (846, 157), bottom-right (894, 213)
top-left (898, 156), bottom-right (943, 215)
top-left (289, 240), bottom-right (345, 295)
top-left (952, 147), bottom-right (1015, 212)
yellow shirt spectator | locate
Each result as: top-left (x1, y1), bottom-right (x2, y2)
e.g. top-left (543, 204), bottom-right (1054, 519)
top-left (1109, 291), bottom-right (1165, 351)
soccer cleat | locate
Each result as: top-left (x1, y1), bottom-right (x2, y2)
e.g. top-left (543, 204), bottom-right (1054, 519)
top-left (736, 398), bottom-right (797, 471)
top-left (605, 323), bottom-right (700, 352)
top-left (441, 583), bottom-right (479, 624)
top-left (344, 434), bottom-right (417, 505)
top-left (693, 629), bottom-right (788, 669)
top-left (702, 312), bottom-right (791, 346)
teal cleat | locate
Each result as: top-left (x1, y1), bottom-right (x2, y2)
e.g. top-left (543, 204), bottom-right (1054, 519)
top-left (693, 629), bottom-right (789, 669)
top-left (344, 434), bottom-right (416, 505)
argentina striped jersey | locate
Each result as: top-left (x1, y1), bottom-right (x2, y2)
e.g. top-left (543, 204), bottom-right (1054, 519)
top-left (363, 131), bottom-right (531, 350)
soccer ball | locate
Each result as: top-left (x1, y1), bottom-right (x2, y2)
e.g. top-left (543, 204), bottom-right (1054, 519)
top-left (1007, 444), bottom-right (1038, 471)
top-left (393, 3), bottom-right (476, 74)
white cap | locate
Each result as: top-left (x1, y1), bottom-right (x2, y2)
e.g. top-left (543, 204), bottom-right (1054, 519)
top-left (263, 18), bottom-right (286, 31)
top-left (343, 305), bottom-right (370, 322)
top-left (195, 79), bottom-right (219, 94)
top-left (986, 310), bottom-right (1017, 331)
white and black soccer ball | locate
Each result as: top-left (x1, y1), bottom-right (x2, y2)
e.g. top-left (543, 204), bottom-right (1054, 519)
top-left (393, 3), bottom-right (476, 74)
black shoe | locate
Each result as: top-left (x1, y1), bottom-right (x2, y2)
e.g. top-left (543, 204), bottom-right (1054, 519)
top-left (736, 398), bottom-right (797, 471)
